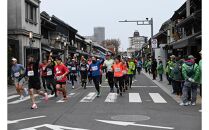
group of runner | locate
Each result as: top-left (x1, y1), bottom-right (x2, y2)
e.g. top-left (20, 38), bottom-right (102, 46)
top-left (11, 53), bottom-right (140, 109)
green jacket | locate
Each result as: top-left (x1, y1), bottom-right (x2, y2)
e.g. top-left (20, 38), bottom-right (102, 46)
top-left (128, 61), bottom-right (135, 74)
top-left (198, 60), bottom-right (202, 84)
top-left (182, 61), bottom-right (200, 82)
top-left (171, 61), bottom-right (182, 81)
top-left (146, 61), bottom-right (152, 68)
top-left (167, 60), bottom-right (175, 78)
top-left (157, 63), bottom-right (164, 74)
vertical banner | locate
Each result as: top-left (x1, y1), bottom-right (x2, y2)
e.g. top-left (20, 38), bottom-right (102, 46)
top-left (151, 39), bottom-right (158, 49)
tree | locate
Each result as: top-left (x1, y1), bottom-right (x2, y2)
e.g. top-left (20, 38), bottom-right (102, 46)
top-left (101, 39), bottom-right (121, 54)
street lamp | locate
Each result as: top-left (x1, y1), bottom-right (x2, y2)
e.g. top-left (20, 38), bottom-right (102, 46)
top-left (118, 18), bottom-right (154, 57)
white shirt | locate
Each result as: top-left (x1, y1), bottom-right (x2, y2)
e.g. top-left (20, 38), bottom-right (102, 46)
top-left (104, 59), bottom-right (114, 72)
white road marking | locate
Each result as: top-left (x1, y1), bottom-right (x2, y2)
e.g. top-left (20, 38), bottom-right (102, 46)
top-left (105, 93), bottom-right (117, 102)
top-left (80, 92), bottom-right (97, 102)
top-left (19, 124), bottom-right (89, 130)
top-left (129, 93), bottom-right (142, 103)
top-left (96, 119), bottom-right (174, 129)
top-left (86, 86), bottom-right (157, 88)
top-left (149, 93), bottom-right (167, 103)
top-left (8, 116), bottom-right (46, 124)
top-left (56, 93), bottom-right (75, 103)
top-left (8, 94), bottom-right (37, 104)
top-left (7, 95), bottom-right (19, 100)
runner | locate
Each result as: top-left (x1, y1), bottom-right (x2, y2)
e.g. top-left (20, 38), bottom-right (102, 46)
top-left (54, 57), bottom-right (69, 101)
top-left (11, 58), bottom-right (28, 100)
top-left (39, 59), bottom-right (48, 92)
top-left (68, 59), bottom-right (78, 89)
top-left (89, 56), bottom-right (104, 97)
top-left (112, 56), bottom-right (124, 96)
top-left (137, 58), bottom-right (143, 74)
top-left (127, 57), bottom-right (135, 89)
top-left (98, 59), bottom-right (103, 87)
top-left (103, 54), bottom-right (114, 92)
top-left (26, 56), bottom-right (48, 109)
top-left (122, 58), bottom-right (129, 91)
top-left (45, 54), bottom-right (57, 97)
top-left (80, 58), bottom-right (88, 89)
top-left (87, 57), bottom-right (93, 84)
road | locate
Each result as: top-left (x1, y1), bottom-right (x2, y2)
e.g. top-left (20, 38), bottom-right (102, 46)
top-left (8, 72), bottom-right (201, 130)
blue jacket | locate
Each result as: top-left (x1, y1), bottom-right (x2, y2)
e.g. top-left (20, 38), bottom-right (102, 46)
top-left (89, 59), bottom-right (104, 77)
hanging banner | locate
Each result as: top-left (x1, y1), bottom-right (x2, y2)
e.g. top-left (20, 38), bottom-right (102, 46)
top-left (151, 39), bottom-right (158, 49)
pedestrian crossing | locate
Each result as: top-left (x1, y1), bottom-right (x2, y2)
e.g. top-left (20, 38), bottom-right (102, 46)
top-left (86, 85), bottom-right (158, 88)
top-left (8, 91), bottom-right (168, 105)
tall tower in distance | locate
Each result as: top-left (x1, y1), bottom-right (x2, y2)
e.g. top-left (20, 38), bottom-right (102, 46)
top-left (94, 27), bottom-right (105, 44)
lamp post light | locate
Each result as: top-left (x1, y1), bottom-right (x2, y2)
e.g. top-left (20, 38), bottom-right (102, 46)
top-left (119, 18), bottom-right (154, 57)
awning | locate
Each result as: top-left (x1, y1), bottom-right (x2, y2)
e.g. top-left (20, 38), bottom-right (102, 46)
top-left (153, 30), bottom-right (166, 39)
top-left (170, 32), bottom-right (201, 49)
top-left (41, 44), bottom-right (64, 53)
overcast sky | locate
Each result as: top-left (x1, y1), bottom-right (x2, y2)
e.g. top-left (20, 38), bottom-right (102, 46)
top-left (40, 0), bottom-right (186, 51)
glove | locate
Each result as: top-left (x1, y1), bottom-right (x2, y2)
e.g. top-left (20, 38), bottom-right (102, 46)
top-left (188, 78), bottom-right (195, 82)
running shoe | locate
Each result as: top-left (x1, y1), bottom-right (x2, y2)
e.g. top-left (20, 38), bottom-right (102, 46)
top-left (97, 92), bottom-right (101, 97)
top-left (44, 93), bottom-right (48, 102)
top-left (191, 102), bottom-right (196, 106)
top-left (72, 86), bottom-right (75, 89)
top-left (19, 95), bottom-right (24, 100)
top-left (31, 103), bottom-right (38, 109)
top-left (179, 102), bottom-right (189, 106)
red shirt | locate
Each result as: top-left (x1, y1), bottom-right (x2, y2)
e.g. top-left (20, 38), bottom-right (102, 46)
top-left (54, 64), bottom-right (69, 82)
top-left (39, 63), bottom-right (47, 77)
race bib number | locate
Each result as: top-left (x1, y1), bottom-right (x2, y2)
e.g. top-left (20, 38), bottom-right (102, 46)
top-left (71, 67), bottom-right (76, 70)
top-left (67, 66), bottom-right (70, 69)
top-left (27, 71), bottom-right (34, 76)
top-left (47, 70), bottom-right (52, 76)
top-left (115, 68), bottom-right (121, 72)
top-left (14, 72), bottom-right (20, 77)
top-left (56, 75), bottom-right (62, 80)
top-left (92, 66), bottom-right (98, 71)
top-left (81, 67), bottom-right (86, 71)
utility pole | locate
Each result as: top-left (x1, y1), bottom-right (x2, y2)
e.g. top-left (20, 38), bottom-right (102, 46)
top-left (119, 18), bottom-right (154, 58)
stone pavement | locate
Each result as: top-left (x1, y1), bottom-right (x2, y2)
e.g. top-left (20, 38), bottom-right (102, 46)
top-left (142, 70), bottom-right (202, 105)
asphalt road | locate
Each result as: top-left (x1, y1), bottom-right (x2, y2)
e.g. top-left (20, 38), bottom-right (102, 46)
top-left (8, 73), bottom-right (201, 130)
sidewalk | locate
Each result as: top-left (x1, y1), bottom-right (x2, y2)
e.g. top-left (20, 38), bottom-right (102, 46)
top-left (142, 70), bottom-right (202, 105)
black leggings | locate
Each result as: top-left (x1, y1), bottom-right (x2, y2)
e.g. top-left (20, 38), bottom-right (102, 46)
top-left (128, 74), bottom-right (133, 88)
top-left (41, 76), bottom-right (47, 90)
top-left (106, 72), bottom-right (114, 90)
top-left (92, 76), bottom-right (100, 93)
top-left (46, 77), bottom-right (57, 93)
top-left (114, 77), bottom-right (123, 93)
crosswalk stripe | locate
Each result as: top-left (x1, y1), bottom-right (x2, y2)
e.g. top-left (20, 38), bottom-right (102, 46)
top-left (86, 86), bottom-right (158, 88)
top-left (8, 94), bottom-right (38, 104)
top-left (8, 95), bottom-right (19, 100)
top-left (105, 93), bottom-right (117, 102)
top-left (149, 93), bottom-right (167, 103)
top-left (129, 93), bottom-right (142, 103)
top-left (80, 92), bottom-right (97, 102)
top-left (56, 93), bottom-right (75, 103)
